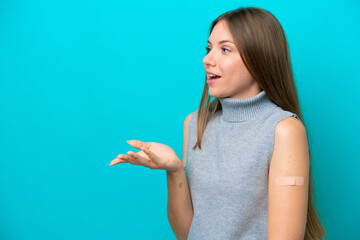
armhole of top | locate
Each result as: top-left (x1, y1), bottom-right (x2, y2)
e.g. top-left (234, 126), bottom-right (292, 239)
top-left (184, 110), bottom-right (196, 175)
top-left (291, 113), bottom-right (302, 123)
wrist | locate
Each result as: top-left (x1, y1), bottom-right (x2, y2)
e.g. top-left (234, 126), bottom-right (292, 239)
top-left (167, 165), bottom-right (184, 176)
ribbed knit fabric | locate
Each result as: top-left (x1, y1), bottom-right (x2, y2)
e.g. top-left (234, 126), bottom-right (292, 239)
top-left (185, 90), bottom-right (300, 240)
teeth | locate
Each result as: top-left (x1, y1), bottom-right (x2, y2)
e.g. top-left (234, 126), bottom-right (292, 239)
top-left (209, 73), bottom-right (217, 77)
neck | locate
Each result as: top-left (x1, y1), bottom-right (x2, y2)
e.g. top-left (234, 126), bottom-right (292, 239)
top-left (218, 91), bottom-right (278, 122)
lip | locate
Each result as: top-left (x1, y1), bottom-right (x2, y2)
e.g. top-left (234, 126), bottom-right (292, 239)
top-left (207, 77), bottom-right (221, 84)
top-left (206, 71), bottom-right (221, 77)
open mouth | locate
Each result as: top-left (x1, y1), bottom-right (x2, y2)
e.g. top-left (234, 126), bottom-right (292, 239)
top-left (208, 74), bottom-right (221, 80)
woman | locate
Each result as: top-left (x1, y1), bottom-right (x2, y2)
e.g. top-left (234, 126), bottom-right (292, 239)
top-left (109, 7), bottom-right (327, 240)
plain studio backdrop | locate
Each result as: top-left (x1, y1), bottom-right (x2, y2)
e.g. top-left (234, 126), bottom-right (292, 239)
top-left (0, 0), bottom-right (359, 239)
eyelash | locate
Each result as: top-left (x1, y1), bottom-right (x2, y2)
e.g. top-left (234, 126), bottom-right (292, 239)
top-left (205, 47), bottom-right (230, 54)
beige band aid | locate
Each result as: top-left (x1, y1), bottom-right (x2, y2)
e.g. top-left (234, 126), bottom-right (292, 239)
top-left (276, 176), bottom-right (304, 186)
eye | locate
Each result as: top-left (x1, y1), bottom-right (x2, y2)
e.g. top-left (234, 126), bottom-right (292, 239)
top-left (222, 48), bottom-right (230, 53)
top-left (205, 47), bottom-right (211, 54)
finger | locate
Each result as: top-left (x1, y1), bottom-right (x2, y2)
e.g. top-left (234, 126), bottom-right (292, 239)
top-left (121, 153), bottom-right (139, 165)
top-left (128, 151), bottom-right (156, 169)
top-left (110, 154), bottom-right (138, 166)
top-left (109, 157), bottom-right (127, 165)
top-left (140, 147), bottom-right (160, 163)
top-left (126, 140), bottom-right (151, 149)
top-left (109, 154), bottom-right (130, 165)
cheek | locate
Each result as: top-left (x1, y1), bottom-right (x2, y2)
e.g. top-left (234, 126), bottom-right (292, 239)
top-left (222, 58), bottom-right (248, 78)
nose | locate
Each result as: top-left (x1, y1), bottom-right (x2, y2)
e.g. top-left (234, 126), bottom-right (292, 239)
top-left (203, 51), bottom-right (216, 66)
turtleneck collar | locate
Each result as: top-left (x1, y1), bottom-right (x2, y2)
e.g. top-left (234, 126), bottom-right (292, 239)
top-left (218, 91), bottom-right (278, 122)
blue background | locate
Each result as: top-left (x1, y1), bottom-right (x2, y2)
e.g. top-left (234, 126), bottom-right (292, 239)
top-left (1, 0), bottom-right (359, 239)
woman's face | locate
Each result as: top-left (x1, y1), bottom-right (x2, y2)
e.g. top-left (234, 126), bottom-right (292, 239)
top-left (203, 20), bottom-right (261, 99)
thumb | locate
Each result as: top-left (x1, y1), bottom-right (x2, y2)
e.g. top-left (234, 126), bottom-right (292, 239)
top-left (126, 140), bottom-right (150, 149)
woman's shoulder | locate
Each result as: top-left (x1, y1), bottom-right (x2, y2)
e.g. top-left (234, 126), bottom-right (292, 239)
top-left (270, 108), bottom-right (305, 136)
top-left (184, 109), bottom-right (197, 128)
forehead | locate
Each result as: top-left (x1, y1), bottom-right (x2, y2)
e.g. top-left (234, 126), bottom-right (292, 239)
top-left (208, 20), bottom-right (234, 43)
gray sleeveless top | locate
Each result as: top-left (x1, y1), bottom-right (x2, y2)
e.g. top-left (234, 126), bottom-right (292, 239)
top-left (185, 90), bottom-right (300, 239)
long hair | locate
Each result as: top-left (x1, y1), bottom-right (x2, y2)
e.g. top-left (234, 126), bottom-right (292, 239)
top-left (192, 7), bottom-right (327, 240)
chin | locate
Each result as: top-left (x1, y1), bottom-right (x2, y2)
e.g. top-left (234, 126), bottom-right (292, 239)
top-left (208, 90), bottom-right (226, 99)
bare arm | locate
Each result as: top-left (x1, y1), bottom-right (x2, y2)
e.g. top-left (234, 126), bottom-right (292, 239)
top-left (268, 116), bottom-right (309, 239)
top-left (109, 113), bottom-right (194, 239)
top-left (167, 113), bottom-right (194, 240)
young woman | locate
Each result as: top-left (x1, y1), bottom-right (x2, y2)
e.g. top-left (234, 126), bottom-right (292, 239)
top-left (109, 7), bottom-right (327, 240)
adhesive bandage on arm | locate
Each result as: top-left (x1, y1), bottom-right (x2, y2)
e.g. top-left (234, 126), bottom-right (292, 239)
top-left (276, 176), bottom-right (304, 186)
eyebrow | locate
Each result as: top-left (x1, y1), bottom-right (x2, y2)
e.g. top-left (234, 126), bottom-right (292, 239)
top-left (207, 40), bottom-right (235, 45)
